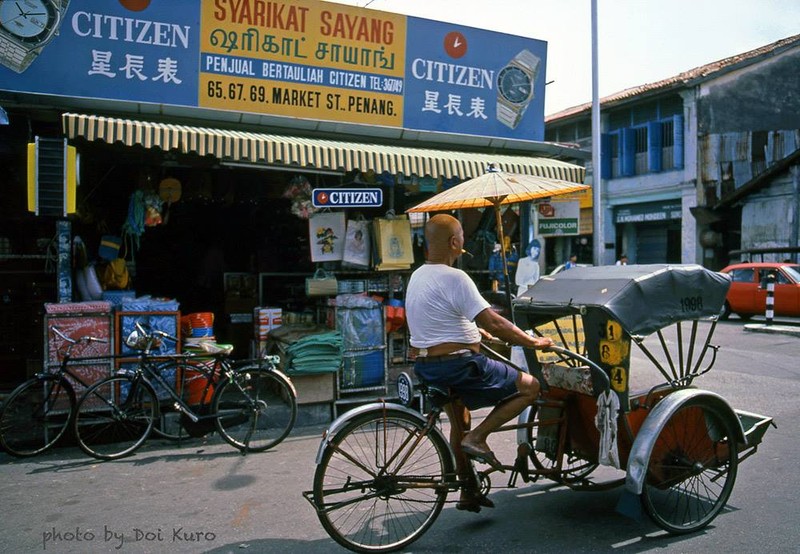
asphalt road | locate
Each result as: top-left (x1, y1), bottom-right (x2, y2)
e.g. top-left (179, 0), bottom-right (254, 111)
top-left (1, 319), bottom-right (798, 553)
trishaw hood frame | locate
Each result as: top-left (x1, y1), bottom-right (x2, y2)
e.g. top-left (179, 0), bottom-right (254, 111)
top-left (514, 264), bottom-right (731, 337)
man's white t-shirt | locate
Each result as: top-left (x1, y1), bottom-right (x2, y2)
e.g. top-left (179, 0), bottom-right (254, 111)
top-left (405, 263), bottom-right (490, 348)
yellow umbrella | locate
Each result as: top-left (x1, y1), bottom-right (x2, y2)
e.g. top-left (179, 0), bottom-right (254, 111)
top-left (407, 167), bottom-right (589, 315)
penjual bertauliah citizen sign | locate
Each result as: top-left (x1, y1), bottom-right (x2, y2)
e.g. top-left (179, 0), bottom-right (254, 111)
top-left (312, 188), bottom-right (383, 208)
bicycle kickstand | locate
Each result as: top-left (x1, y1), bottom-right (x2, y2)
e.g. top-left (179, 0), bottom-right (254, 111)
top-left (508, 443), bottom-right (533, 487)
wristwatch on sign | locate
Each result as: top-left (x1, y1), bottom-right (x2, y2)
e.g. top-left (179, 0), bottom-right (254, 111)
top-left (0, 0), bottom-right (70, 73)
top-left (496, 49), bottom-right (541, 130)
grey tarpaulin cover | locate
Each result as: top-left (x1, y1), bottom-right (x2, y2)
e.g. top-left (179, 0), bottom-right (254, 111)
top-left (514, 264), bottom-right (731, 337)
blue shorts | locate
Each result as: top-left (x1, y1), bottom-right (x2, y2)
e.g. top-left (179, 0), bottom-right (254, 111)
top-left (413, 353), bottom-right (519, 410)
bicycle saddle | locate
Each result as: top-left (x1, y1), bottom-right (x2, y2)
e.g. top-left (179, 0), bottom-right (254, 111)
top-left (420, 382), bottom-right (457, 408)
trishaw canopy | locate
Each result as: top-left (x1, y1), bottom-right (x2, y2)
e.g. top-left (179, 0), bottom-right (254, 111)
top-left (514, 264), bottom-right (731, 337)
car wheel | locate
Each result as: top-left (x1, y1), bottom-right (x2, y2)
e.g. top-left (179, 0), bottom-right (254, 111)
top-left (719, 301), bottom-right (731, 320)
top-left (735, 312), bottom-right (753, 321)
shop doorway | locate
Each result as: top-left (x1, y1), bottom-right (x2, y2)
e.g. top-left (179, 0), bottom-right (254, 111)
top-left (635, 221), bottom-right (681, 263)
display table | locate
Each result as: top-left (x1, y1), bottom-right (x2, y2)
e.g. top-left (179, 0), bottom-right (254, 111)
top-left (266, 324), bottom-right (341, 423)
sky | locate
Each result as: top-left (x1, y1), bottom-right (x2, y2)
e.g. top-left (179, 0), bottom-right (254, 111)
top-left (329, 0), bottom-right (800, 115)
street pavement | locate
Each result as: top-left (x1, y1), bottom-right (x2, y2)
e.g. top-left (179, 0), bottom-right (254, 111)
top-left (1, 319), bottom-right (798, 553)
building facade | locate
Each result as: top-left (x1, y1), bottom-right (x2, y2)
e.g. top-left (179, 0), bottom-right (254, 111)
top-left (545, 34), bottom-right (800, 268)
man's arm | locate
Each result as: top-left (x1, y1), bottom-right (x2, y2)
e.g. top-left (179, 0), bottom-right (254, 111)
top-left (474, 308), bottom-right (552, 349)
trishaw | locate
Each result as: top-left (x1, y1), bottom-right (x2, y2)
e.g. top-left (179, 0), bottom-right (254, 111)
top-left (303, 264), bottom-right (774, 552)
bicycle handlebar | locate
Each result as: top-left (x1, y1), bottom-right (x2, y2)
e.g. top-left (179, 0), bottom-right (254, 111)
top-left (537, 345), bottom-right (612, 394)
top-left (133, 321), bottom-right (179, 344)
top-left (482, 341), bottom-right (611, 395)
top-left (51, 326), bottom-right (109, 357)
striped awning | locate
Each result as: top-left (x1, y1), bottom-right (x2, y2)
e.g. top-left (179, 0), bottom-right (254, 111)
top-left (62, 112), bottom-right (585, 183)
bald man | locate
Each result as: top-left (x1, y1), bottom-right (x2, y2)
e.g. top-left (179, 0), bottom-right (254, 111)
top-left (405, 214), bottom-right (553, 512)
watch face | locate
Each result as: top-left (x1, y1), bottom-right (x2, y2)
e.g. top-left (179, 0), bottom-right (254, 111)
top-left (497, 66), bottom-right (533, 104)
top-left (0, 0), bottom-right (57, 43)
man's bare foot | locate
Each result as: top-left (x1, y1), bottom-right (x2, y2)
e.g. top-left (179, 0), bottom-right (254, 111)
top-left (461, 437), bottom-right (505, 472)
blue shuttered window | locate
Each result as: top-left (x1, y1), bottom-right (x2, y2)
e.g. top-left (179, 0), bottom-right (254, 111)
top-left (622, 127), bottom-right (636, 177)
top-left (672, 114), bottom-right (684, 169)
top-left (600, 133), bottom-right (612, 179)
top-left (647, 121), bottom-right (662, 173)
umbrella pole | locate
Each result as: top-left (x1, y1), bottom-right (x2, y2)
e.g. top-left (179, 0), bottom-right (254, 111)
top-left (493, 205), bottom-right (514, 322)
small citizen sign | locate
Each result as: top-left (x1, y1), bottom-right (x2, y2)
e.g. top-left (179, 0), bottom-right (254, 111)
top-left (312, 188), bottom-right (383, 208)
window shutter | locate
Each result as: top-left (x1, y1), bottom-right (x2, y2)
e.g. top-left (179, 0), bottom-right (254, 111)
top-left (673, 115), bottom-right (684, 169)
top-left (648, 121), bottom-right (662, 173)
top-left (600, 133), bottom-right (612, 179)
top-left (622, 127), bottom-right (635, 177)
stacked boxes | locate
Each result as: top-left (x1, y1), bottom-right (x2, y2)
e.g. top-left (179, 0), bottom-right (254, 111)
top-left (253, 307), bottom-right (282, 357)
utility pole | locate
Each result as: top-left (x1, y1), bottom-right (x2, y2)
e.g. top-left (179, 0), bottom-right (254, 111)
top-left (591, 0), bottom-right (604, 266)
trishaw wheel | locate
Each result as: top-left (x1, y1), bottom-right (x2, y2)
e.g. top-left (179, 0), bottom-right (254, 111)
top-left (525, 404), bottom-right (598, 483)
top-left (641, 399), bottom-right (738, 534)
top-left (313, 409), bottom-right (453, 553)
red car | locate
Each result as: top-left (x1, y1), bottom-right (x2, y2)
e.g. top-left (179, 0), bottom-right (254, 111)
top-left (719, 262), bottom-right (800, 319)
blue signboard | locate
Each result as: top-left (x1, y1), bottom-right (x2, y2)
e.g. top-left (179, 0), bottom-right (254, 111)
top-left (312, 188), bottom-right (383, 208)
top-left (403, 18), bottom-right (546, 141)
top-left (0, 0), bottom-right (546, 142)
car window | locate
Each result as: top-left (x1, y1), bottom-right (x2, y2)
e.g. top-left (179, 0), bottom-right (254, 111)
top-left (759, 269), bottom-right (778, 286)
top-left (783, 265), bottom-right (800, 283)
top-left (730, 268), bottom-right (755, 283)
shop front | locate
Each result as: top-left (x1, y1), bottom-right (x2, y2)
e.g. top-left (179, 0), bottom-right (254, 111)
top-left (613, 200), bottom-right (682, 264)
top-left (0, 1), bottom-right (586, 417)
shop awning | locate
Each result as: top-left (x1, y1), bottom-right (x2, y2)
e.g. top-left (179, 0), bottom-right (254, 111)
top-left (62, 113), bottom-right (585, 183)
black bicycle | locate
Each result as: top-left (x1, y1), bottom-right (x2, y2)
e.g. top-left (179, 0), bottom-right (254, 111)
top-left (72, 323), bottom-right (297, 460)
top-left (0, 327), bottom-right (109, 457)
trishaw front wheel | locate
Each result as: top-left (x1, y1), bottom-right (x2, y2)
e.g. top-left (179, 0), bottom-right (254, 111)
top-left (313, 409), bottom-right (453, 553)
top-left (525, 404), bottom-right (598, 483)
top-left (641, 399), bottom-right (739, 534)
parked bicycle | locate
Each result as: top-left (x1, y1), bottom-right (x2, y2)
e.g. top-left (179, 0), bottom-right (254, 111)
top-left (72, 323), bottom-right (297, 460)
top-left (0, 327), bottom-right (109, 457)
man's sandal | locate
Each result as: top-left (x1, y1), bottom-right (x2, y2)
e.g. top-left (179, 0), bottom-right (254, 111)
top-left (461, 442), bottom-right (505, 472)
top-left (456, 491), bottom-right (495, 513)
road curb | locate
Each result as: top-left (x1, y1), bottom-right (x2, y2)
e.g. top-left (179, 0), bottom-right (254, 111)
top-left (743, 323), bottom-right (800, 337)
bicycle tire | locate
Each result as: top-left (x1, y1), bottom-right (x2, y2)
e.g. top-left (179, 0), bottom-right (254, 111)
top-left (313, 409), bottom-right (453, 553)
top-left (641, 398), bottom-right (739, 534)
top-left (73, 375), bottom-right (157, 460)
top-left (0, 374), bottom-right (75, 457)
top-left (213, 367), bottom-right (297, 452)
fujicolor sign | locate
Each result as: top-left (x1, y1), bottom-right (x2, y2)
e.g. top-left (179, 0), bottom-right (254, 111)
top-left (0, 0), bottom-right (547, 142)
top-left (312, 188), bottom-right (383, 208)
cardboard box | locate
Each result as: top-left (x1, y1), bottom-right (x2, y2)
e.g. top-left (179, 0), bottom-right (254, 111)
top-left (290, 372), bottom-right (336, 405)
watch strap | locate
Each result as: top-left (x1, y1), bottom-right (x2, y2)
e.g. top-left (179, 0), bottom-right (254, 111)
top-left (513, 49), bottom-right (541, 82)
top-left (0, 35), bottom-right (38, 73)
top-left (497, 101), bottom-right (527, 129)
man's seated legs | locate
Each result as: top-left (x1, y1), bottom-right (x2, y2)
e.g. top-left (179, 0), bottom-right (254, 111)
top-left (461, 370), bottom-right (540, 458)
top-left (444, 400), bottom-right (494, 512)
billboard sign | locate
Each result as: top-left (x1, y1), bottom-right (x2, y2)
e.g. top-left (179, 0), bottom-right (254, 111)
top-left (0, 0), bottom-right (547, 142)
top-left (537, 200), bottom-right (580, 236)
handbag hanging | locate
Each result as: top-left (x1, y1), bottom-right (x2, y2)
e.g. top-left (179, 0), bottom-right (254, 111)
top-left (373, 215), bottom-right (414, 271)
top-left (342, 216), bottom-right (371, 269)
top-left (308, 211), bottom-right (346, 262)
top-left (306, 268), bottom-right (339, 296)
